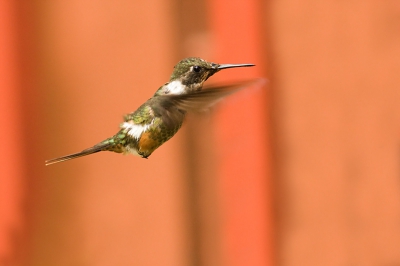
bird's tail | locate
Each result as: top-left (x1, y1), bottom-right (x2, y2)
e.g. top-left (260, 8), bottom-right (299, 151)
top-left (45, 141), bottom-right (113, 166)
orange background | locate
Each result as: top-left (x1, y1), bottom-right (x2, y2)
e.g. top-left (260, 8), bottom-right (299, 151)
top-left (1, 1), bottom-right (400, 265)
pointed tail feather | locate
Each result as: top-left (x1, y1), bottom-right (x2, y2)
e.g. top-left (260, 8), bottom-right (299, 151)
top-left (45, 143), bottom-right (111, 166)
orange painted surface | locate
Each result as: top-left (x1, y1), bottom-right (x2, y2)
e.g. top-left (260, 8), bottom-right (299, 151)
top-left (207, 1), bottom-right (273, 266)
top-left (0, 0), bottom-right (24, 263)
top-left (269, 1), bottom-right (400, 265)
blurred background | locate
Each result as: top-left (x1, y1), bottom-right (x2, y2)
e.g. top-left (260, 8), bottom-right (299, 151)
top-left (1, 0), bottom-right (400, 265)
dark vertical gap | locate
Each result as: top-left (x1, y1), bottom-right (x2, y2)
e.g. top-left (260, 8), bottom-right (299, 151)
top-left (260, 0), bottom-right (279, 265)
top-left (171, 1), bottom-right (212, 266)
top-left (15, 1), bottom-right (42, 265)
top-left (261, 1), bottom-right (284, 265)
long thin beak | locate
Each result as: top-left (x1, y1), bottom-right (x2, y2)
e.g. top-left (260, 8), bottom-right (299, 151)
top-left (217, 63), bottom-right (255, 70)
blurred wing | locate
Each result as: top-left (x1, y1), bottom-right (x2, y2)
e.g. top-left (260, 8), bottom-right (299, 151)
top-left (160, 78), bottom-right (266, 113)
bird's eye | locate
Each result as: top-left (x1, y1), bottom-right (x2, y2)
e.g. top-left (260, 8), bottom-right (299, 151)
top-left (193, 65), bottom-right (201, 73)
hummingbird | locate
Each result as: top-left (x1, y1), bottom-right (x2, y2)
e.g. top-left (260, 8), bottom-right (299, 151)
top-left (45, 57), bottom-right (259, 166)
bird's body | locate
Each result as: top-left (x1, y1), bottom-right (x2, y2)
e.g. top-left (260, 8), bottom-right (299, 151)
top-left (46, 57), bottom-right (258, 165)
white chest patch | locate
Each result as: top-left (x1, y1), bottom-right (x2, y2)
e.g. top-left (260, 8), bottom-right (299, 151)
top-left (121, 122), bottom-right (151, 139)
top-left (166, 80), bottom-right (185, 95)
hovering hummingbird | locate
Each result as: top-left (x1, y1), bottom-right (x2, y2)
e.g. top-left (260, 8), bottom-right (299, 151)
top-left (45, 57), bottom-right (260, 165)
